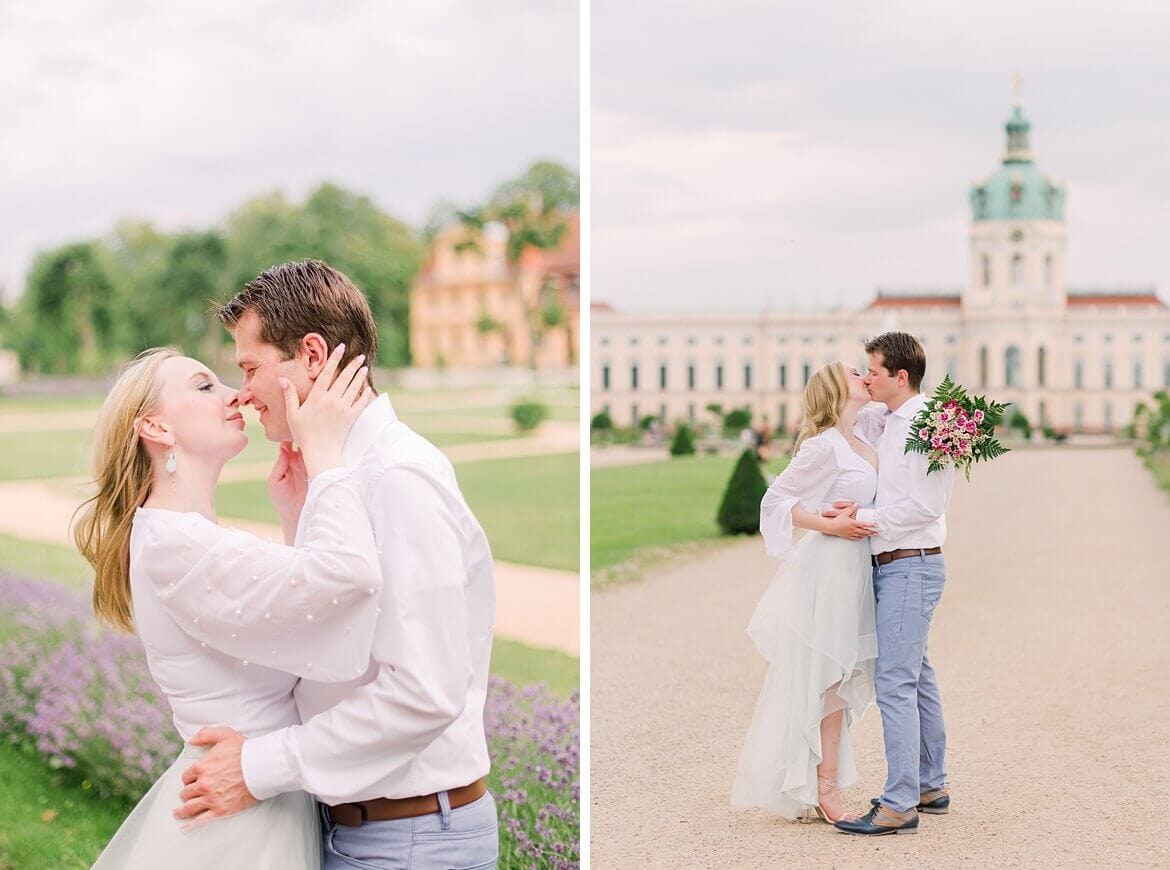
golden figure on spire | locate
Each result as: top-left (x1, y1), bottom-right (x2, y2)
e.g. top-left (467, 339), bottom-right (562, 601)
top-left (1012, 71), bottom-right (1023, 107)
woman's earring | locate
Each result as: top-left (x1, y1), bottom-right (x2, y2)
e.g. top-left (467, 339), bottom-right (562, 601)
top-left (165, 451), bottom-right (177, 474)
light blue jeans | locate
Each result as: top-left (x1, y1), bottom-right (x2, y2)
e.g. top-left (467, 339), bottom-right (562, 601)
top-left (873, 552), bottom-right (948, 813)
top-left (321, 791), bottom-right (499, 870)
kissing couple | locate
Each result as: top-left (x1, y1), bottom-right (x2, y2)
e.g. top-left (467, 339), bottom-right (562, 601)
top-left (77, 260), bottom-right (499, 869)
top-left (731, 331), bottom-right (956, 836)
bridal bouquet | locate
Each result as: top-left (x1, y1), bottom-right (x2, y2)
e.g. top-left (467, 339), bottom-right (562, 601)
top-left (905, 375), bottom-right (1009, 480)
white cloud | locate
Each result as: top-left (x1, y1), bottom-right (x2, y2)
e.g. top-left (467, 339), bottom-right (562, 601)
top-left (0, 0), bottom-right (578, 298)
top-left (593, 0), bottom-right (1170, 310)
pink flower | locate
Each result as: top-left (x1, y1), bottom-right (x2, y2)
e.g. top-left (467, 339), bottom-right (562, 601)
top-left (966, 421), bottom-right (977, 433)
top-left (940, 411), bottom-right (952, 423)
top-left (931, 436), bottom-right (943, 449)
top-left (973, 409), bottom-right (985, 423)
top-left (919, 427), bottom-right (930, 439)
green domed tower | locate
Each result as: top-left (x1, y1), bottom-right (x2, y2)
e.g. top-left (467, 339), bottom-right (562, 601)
top-left (964, 83), bottom-right (1067, 316)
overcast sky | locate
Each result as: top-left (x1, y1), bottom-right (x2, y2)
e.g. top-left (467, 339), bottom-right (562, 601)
top-left (0, 0), bottom-right (578, 301)
top-left (593, 0), bottom-right (1170, 312)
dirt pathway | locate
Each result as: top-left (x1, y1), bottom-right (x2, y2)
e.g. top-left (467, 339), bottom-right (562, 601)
top-left (591, 446), bottom-right (1170, 868)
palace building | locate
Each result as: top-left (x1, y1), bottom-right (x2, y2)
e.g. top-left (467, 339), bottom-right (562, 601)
top-left (410, 213), bottom-right (580, 371)
top-left (592, 99), bottom-right (1170, 434)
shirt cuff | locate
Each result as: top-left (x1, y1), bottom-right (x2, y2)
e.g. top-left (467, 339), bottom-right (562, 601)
top-left (240, 727), bottom-right (301, 801)
top-left (856, 508), bottom-right (877, 526)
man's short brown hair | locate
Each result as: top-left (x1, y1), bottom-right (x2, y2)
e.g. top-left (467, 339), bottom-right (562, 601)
top-left (217, 260), bottom-right (377, 379)
top-left (865, 331), bottom-right (926, 390)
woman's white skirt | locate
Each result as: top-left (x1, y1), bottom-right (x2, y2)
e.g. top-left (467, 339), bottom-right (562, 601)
top-left (731, 531), bottom-right (878, 818)
top-left (92, 744), bottom-right (321, 869)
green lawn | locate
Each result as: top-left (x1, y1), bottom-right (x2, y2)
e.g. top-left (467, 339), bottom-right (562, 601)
top-left (0, 425), bottom-right (517, 482)
top-left (456, 453), bottom-right (578, 572)
top-left (591, 455), bottom-right (787, 571)
top-left (0, 742), bottom-right (132, 870)
top-left (491, 638), bottom-right (578, 697)
top-left (0, 395), bottom-right (103, 415)
top-left (216, 452), bottom-right (579, 572)
top-left (0, 532), bottom-right (92, 588)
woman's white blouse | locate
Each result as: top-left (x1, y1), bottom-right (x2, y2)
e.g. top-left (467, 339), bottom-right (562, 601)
top-left (759, 424), bottom-right (881, 561)
top-left (128, 468), bottom-right (382, 741)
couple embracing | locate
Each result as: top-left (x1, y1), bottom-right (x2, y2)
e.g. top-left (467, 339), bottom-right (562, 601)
top-left (732, 331), bottom-right (955, 836)
top-left (76, 260), bottom-right (499, 869)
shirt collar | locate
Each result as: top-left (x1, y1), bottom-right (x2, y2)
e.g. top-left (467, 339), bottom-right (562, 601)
top-left (342, 393), bottom-right (397, 467)
top-left (889, 393), bottom-right (927, 421)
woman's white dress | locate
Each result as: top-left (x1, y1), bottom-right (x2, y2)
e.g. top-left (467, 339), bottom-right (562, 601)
top-left (92, 468), bottom-right (382, 869)
top-left (731, 427), bottom-right (880, 818)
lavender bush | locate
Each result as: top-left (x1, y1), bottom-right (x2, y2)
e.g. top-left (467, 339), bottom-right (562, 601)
top-left (0, 573), bottom-right (580, 868)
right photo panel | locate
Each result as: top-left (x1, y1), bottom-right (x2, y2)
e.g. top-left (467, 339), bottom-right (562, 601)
top-left (590, 3), bottom-right (1170, 866)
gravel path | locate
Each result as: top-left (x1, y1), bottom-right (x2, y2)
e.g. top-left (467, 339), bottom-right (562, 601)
top-left (591, 446), bottom-right (1170, 868)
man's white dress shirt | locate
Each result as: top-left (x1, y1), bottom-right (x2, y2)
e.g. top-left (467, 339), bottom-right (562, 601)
top-left (241, 394), bottom-right (496, 805)
top-left (855, 393), bottom-right (956, 555)
top-left (131, 468), bottom-right (383, 741)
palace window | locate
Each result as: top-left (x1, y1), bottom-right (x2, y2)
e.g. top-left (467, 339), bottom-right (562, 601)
top-left (1074, 359), bottom-right (1084, 389)
top-left (657, 336), bottom-right (669, 346)
top-left (716, 364), bottom-right (724, 390)
top-left (1134, 359), bottom-right (1143, 389)
top-left (1011, 255), bottom-right (1023, 287)
top-left (802, 362), bottom-right (812, 387)
top-left (779, 362), bottom-right (788, 390)
top-left (1104, 401), bottom-right (1113, 431)
top-left (946, 356), bottom-right (958, 381)
top-left (1073, 402), bottom-right (1083, 433)
top-left (659, 364), bottom-right (668, 390)
top-left (602, 364), bottom-right (611, 391)
top-left (1104, 358), bottom-right (1114, 389)
top-left (687, 364), bottom-right (696, 391)
top-left (744, 364), bottom-right (752, 389)
top-left (979, 346), bottom-right (989, 388)
top-left (1005, 346), bottom-right (1021, 387)
top-left (1037, 346), bottom-right (1047, 388)
top-left (600, 336), bottom-right (610, 347)
top-left (629, 337), bottom-right (639, 346)
top-left (687, 403), bottom-right (695, 423)
top-left (778, 404), bottom-right (788, 432)
top-left (743, 335), bottom-right (753, 346)
top-left (630, 364), bottom-right (640, 391)
top-left (1044, 254), bottom-right (1053, 287)
top-left (1164, 360), bottom-right (1170, 389)
top-left (982, 254), bottom-right (991, 287)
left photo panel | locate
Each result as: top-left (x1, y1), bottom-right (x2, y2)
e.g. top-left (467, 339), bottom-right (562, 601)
top-left (0, 4), bottom-right (580, 869)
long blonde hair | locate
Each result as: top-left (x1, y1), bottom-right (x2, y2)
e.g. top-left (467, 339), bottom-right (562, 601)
top-left (793, 361), bottom-right (850, 453)
top-left (73, 349), bottom-right (178, 633)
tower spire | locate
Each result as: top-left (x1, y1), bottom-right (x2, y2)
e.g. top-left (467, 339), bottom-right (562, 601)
top-left (1003, 73), bottom-right (1032, 164)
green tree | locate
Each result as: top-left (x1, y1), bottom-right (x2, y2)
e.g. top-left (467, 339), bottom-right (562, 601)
top-left (670, 424), bottom-right (696, 457)
top-left (15, 243), bottom-right (117, 373)
top-left (717, 449), bottom-right (768, 535)
top-left (221, 185), bottom-right (423, 368)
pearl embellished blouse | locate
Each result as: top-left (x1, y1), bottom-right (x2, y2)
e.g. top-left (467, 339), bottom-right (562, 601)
top-left (129, 468), bottom-right (382, 743)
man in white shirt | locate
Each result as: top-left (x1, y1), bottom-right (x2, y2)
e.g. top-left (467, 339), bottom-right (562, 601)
top-left (832, 332), bottom-right (956, 837)
top-left (173, 260), bottom-right (498, 869)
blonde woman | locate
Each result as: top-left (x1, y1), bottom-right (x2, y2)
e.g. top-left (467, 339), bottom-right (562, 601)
top-left (75, 344), bottom-right (379, 869)
top-left (731, 362), bottom-right (883, 824)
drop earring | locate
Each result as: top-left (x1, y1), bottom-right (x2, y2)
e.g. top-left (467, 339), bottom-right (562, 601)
top-left (165, 451), bottom-right (177, 474)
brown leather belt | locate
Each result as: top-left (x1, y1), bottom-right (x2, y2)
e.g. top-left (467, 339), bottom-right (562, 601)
top-left (327, 778), bottom-right (487, 827)
top-left (872, 547), bottom-right (942, 567)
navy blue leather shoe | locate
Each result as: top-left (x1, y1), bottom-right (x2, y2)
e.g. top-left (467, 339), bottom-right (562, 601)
top-left (834, 804), bottom-right (919, 835)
